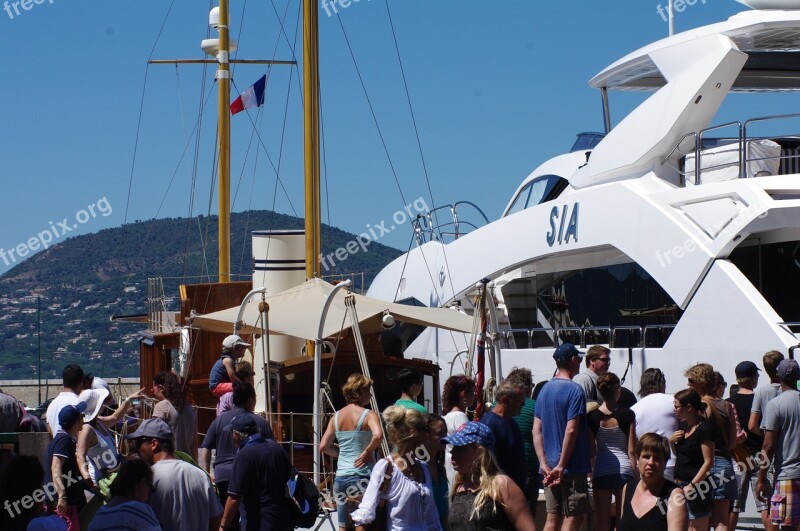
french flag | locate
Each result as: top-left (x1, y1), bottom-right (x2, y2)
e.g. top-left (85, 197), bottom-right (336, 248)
top-left (230, 75), bottom-right (267, 115)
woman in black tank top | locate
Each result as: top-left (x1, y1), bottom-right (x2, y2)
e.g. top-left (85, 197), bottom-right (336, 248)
top-left (619, 433), bottom-right (687, 531)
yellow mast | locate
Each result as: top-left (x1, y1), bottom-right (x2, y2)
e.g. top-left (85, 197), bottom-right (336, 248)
top-left (303, 0), bottom-right (321, 281)
top-left (217, 0), bottom-right (232, 283)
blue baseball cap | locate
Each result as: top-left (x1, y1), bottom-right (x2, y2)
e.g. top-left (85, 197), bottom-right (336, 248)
top-left (553, 343), bottom-right (585, 363)
top-left (58, 402), bottom-right (87, 429)
top-left (777, 359), bottom-right (800, 382)
top-left (441, 421), bottom-right (495, 450)
top-left (230, 414), bottom-right (259, 435)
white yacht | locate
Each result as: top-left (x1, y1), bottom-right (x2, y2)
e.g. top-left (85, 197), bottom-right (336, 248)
top-left (367, 1), bottom-right (800, 399)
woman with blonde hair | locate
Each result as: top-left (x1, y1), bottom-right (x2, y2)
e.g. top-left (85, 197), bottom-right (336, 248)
top-left (320, 373), bottom-right (383, 530)
top-left (445, 421), bottom-right (535, 530)
top-left (351, 405), bottom-right (442, 529)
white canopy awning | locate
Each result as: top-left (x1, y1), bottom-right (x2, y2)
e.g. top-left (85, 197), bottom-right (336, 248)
top-left (192, 277), bottom-right (474, 340)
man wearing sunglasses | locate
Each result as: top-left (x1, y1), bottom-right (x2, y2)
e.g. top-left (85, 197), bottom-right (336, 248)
top-left (573, 345), bottom-right (612, 405)
top-left (126, 418), bottom-right (222, 531)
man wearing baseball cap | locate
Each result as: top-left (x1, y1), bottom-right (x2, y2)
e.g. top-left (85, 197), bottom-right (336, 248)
top-left (758, 358), bottom-right (800, 529)
top-left (219, 414), bottom-right (292, 531)
top-left (126, 418), bottom-right (222, 531)
top-left (533, 343), bottom-right (591, 529)
top-left (209, 335), bottom-right (251, 398)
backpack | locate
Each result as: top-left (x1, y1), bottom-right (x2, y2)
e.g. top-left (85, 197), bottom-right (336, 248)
top-left (286, 467), bottom-right (320, 528)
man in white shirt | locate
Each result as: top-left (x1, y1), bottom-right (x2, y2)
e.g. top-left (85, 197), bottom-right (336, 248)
top-left (45, 364), bottom-right (85, 435)
top-left (630, 367), bottom-right (678, 480)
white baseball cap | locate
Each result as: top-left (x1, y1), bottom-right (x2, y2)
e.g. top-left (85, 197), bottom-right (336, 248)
top-left (223, 334), bottom-right (251, 349)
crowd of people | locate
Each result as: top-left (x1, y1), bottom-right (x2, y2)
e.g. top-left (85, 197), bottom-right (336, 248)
top-left (2, 335), bottom-right (800, 531)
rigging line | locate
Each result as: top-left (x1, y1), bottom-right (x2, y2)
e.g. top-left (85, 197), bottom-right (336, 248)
top-left (291, 1), bottom-right (304, 108)
top-left (319, 75), bottom-right (331, 228)
top-left (392, 232), bottom-right (417, 303)
top-left (270, 64), bottom-right (295, 213)
top-left (175, 66), bottom-right (190, 143)
top-left (185, 59), bottom-right (214, 282)
top-left (201, 124), bottom-right (220, 282)
top-left (232, 103), bottom-right (262, 208)
top-left (267, 0), bottom-right (300, 69)
top-left (231, 0), bottom-right (248, 72)
top-left (334, 13), bottom-right (408, 206)
top-left (260, 55), bottom-right (297, 272)
top-left (123, 0), bottom-right (177, 227)
top-left (236, 108), bottom-right (266, 277)
top-left (110, 82), bottom-right (216, 321)
top-left (383, 0), bottom-right (457, 301)
top-left (230, 79), bottom-right (298, 216)
top-left (324, 301), bottom-right (352, 387)
top-left (235, 0), bottom-right (296, 278)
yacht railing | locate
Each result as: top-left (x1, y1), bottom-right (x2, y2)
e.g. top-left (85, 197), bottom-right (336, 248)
top-left (499, 324), bottom-right (669, 348)
top-left (413, 201), bottom-right (490, 245)
top-left (670, 113), bottom-right (800, 185)
top-left (644, 324), bottom-right (676, 347)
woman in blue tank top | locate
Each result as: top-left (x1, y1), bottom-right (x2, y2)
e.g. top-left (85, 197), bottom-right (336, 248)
top-left (320, 374), bottom-right (383, 530)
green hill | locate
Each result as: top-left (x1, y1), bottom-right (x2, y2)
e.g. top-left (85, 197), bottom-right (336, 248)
top-left (0, 211), bottom-right (402, 381)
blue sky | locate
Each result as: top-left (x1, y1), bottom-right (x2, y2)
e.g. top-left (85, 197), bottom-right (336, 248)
top-left (0, 0), bottom-right (771, 278)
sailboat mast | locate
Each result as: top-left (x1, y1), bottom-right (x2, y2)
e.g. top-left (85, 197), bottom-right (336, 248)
top-left (217, 0), bottom-right (232, 282)
top-left (303, 0), bottom-right (321, 280)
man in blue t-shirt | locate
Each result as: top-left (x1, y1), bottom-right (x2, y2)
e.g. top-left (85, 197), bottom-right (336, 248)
top-left (533, 343), bottom-right (592, 530)
top-left (219, 415), bottom-right (292, 531)
top-left (479, 378), bottom-right (526, 491)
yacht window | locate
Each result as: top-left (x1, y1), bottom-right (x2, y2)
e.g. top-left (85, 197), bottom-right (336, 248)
top-left (506, 183), bottom-right (532, 216)
top-left (504, 175), bottom-right (568, 217)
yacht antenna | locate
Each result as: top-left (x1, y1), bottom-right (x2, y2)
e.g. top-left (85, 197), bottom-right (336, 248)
top-left (669, 0), bottom-right (675, 36)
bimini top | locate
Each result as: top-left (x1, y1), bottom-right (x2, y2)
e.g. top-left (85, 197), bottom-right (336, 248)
top-left (591, 8), bottom-right (800, 92)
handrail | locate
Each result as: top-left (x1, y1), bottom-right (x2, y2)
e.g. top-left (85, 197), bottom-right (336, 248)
top-left (583, 326), bottom-right (612, 348)
top-left (412, 202), bottom-right (490, 244)
top-left (644, 324), bottom-right (676, 346)
top-left (611, 326), bottom-right (644, 348)
top-left (557, 326), bottom-right (584, 346)
top-left (673, 113), bottom-right (800, 185)
top-left (495, 324), bottom-right (676, 349)
top-left (697, 121), bottom-right (742, 182)
top-left (504, 328), bottom-right (534, 348)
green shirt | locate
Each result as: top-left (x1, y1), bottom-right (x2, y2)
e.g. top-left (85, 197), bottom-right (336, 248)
top-left (395, 398), bottom-right (427, 414)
